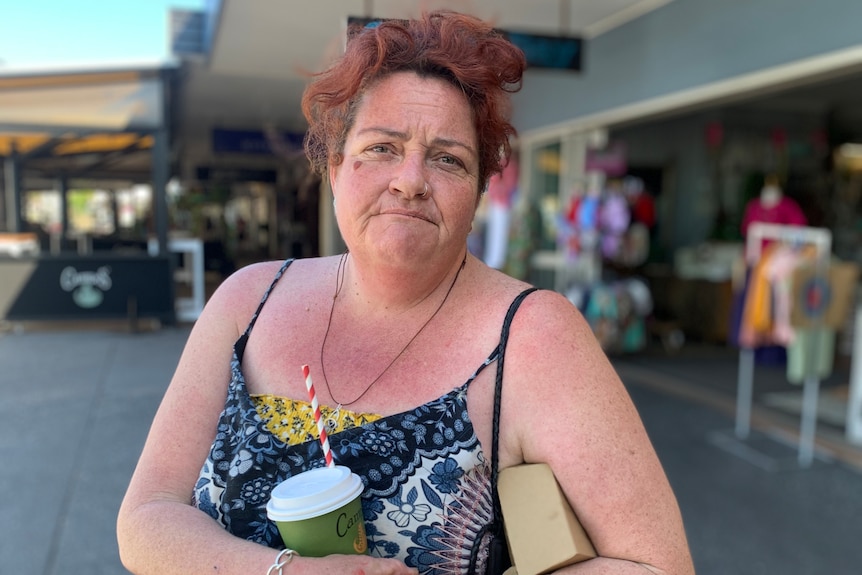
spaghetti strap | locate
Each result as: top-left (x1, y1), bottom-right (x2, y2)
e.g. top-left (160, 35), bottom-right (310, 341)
top-left (463, 287), bottom-right (541, 390)
top-left (243, 259), bottom-right (294, 337)
top-left (234, 259), bottom-right (294, 362)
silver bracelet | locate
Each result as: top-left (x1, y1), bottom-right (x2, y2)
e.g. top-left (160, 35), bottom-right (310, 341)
top-left (266, 548), bottom-right (298, 575)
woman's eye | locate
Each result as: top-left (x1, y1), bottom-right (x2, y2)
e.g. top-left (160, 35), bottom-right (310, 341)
top-left (439, 155), bottom-right (463, 167)
top-left (368, 144), bottom-right (390, 153)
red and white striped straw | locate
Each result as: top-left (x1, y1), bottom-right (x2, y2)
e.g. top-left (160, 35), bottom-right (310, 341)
top-left (303, 364), bottom-right (334, 468)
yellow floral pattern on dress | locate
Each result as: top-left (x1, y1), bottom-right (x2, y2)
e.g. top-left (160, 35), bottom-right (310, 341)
top-left (251, 394), bottom-right (382, 445)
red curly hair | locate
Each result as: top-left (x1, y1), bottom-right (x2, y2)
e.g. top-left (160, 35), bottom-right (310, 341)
top-left (301, 10), bottom-right (526, 191)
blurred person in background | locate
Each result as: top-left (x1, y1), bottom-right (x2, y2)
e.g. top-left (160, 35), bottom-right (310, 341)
top-left (117, 11), bottom-right (693, 575)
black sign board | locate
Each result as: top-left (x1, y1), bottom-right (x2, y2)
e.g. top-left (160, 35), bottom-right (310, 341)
top-left (1, 255), bottom-right (174, 322)
top-left (347, 16), bottom-right (583, 72)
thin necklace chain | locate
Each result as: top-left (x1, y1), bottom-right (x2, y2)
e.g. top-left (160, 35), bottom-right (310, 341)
top-left (318, 251), bottom-right (466, 421)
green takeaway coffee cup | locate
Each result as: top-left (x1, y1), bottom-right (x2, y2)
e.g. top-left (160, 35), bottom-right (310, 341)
top-left (266, 465), bottom-right (367, 557)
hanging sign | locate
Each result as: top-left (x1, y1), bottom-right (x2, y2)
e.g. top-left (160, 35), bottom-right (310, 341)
top-left (347, 16), bottom-right (583, 71)
top-left (791, 262), bottom-right (860, 329)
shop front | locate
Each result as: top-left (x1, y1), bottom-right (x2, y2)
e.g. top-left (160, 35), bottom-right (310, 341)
top-left (494, 0), bottom-right (862, 449)
top-left (501, 0), bottom-right (862, 354)
top-left (489, 129), bottom-right (658, 355)
top-left (0, 64), bottom-right (182, 324)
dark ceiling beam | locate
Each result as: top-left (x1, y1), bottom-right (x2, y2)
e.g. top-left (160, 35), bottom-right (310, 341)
top-left (22, 167), bottom-right (153, 183)
top-left (64, 140), bottom-right (151, 177)
top-left (18, 136), bottom-right (66, 161)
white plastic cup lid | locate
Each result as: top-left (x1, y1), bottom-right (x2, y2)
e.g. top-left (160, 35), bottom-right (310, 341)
top-left (266, 465), bottom-right (364, 522)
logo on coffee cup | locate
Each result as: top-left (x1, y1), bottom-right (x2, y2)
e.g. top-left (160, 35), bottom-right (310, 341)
top-left (354, 522), bottom-right (367, 553)
top-left (337, 507), bottom-right (367, 553)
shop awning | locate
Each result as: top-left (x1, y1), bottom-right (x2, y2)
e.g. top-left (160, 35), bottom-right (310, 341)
top-left (0, 66), bottom-right (170, 180)
top-left (0, 63), bottom-right (174, 250)
top-left (0, 68), bottom-right (164, 134)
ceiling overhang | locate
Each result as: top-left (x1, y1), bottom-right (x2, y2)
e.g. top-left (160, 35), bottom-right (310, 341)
top-left (179, 0), bottom-right (674, 135)
top-left (207, 0), bottom-right (674, 81)
top-left (0, 64), bottom-right (175, 182)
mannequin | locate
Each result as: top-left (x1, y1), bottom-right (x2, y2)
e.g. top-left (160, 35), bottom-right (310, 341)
top-left (737, 173), bottom-right (808, 364)
top-left (741, 173), bottom-right (807, 238)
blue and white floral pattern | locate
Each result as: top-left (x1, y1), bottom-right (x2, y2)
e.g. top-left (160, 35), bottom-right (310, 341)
top-left (191, 259), bottom-right (502, 574)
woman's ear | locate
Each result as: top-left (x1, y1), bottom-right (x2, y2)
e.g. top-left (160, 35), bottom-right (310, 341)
top-left (328, 163), bottom-right (338, 201)
top-left (328, 153), bottom-right (343, 196)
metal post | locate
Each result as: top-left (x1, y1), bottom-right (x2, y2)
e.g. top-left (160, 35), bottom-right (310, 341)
top-left (152, 128), bottom-right (170, 256)
top-left (153, 68), bottom-right (176, 325)
top-left (0, 161), bottom-right (5, 229)
top-left (110, 189), bottom-right (120, 235)
top-left (846, 306), bottom-right (862, 445)
top-left (4, 145), bottom-right (22, 233)
top-left (735, 347), bottom-right (754, 439)
top-left (798, 375), bottom-right (820, 467)
top-left (57, 176), bottom-right (68, 254)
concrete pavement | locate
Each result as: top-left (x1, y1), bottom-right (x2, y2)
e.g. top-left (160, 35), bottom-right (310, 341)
top-left (2, 324), bottom-right (861, 575)
top-left (0, 324), bottom-right (188, 575)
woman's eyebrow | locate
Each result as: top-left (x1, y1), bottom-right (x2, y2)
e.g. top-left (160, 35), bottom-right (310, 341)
top-left (355, 128), bottom-right (477, 158)
top-left (355, 126), bottom-right (405, 140)
top-left (431, 137), bottom-right (477, 159)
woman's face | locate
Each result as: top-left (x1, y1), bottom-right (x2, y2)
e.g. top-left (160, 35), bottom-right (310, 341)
top-left (329, 72), bottom-right (480, 269)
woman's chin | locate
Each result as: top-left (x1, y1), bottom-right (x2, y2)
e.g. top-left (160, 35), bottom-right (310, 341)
top-left (370, 237), bottom-right (438, 266)
top-left (369, 224), bottom-right (435, 252)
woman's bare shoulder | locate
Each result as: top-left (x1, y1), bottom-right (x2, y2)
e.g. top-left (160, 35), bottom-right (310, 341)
top-left (466, 266), bottom-right (581, 335)
top-left (494, 283), bottom-right (608, 393)
top-left (488, 276), bottom-right (582, 334)
top-left (204, 259), bottom-right (301, 328)
top-left (212, 259), bottom-right (286, 297)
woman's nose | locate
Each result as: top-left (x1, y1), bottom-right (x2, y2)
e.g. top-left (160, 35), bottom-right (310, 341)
top-left (389, 153), bottom-right (427, 199)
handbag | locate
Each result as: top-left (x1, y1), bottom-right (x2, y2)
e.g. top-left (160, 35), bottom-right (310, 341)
top-left (469, 287), bottom-right (538, 575)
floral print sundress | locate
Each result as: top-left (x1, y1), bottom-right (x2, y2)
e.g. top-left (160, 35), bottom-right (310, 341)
top-left (192, 259), bottom-right (502, 574)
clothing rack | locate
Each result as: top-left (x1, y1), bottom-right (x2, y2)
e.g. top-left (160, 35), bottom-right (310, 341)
top-left (735, 223), bottom-right (831, 468)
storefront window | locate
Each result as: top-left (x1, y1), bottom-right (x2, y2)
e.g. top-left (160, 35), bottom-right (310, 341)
top-left (500, 139), bottom-right (565, 288)
top-left (24, 190), bottom-right (62, 234)
top-left (116, 185), bottom-right (154, 233)
top-left (531, 141), bottom-right (562, 252)
top-left (67, 189), bottom-right (115, 235)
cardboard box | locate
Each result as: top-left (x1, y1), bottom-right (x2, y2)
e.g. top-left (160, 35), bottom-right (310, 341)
top-left (498, 463), bottom-right (596, 575)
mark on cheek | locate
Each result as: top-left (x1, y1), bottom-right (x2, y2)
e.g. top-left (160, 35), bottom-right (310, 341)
top-left (353, 161), bottom-right (363, 171)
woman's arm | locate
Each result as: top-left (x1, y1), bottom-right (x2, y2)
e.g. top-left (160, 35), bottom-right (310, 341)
top-left (116, 263), bottom-right (416, 575)
top-left (500, 290), bottom-right (695, 575)
top-left (117, 262), bottom-right (282, 574)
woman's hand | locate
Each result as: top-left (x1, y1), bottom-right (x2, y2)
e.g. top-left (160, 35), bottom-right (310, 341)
top-left (289, 554), bottom-right (418, 575)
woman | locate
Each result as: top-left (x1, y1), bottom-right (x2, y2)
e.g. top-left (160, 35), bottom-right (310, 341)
top-left (117, 11), bottom-right (694, 575)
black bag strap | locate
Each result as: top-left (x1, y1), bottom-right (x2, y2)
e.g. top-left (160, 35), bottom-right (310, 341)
top-left (491, 287), bottom-right (539, 528)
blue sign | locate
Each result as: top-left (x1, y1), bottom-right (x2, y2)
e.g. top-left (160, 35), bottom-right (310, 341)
top-left (196, 166), bottom-right (278, 183)
top-left (212, 128), bottom-right (304, 155)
